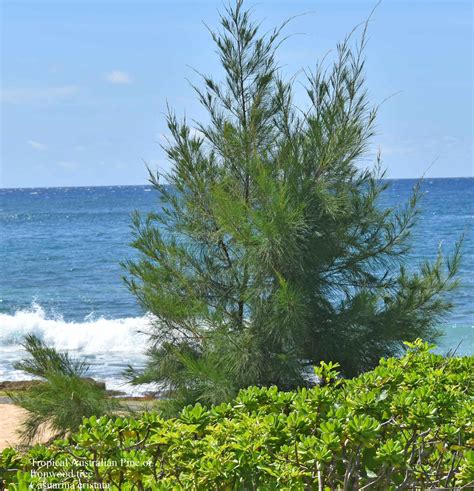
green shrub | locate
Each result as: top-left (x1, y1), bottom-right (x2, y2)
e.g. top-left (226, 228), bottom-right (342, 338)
top-left (9, 334), bottom-right (119, 443)
top-left (2, 341), bottom-right (473, 489)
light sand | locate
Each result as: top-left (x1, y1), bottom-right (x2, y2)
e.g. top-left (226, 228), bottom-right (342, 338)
top-left (0, 403), bottom-right (28, 449)
top-left (0, 403), bottom-right (53, 450)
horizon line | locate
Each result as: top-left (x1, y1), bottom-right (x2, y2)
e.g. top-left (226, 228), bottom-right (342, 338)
top-left (1, 176), bottom-right (473, 191)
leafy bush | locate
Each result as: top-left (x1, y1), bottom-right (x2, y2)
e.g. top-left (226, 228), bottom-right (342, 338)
top-left (9, 335), bottom-right (119, 443)
top-left (2, 341), bottom-right (473, 489)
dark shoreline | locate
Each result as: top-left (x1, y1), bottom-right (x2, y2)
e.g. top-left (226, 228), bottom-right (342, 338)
top-left (0, 380), bottom-right (159, 401)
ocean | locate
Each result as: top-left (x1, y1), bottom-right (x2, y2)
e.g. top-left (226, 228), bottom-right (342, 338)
top-left (1, 178), bottom-right (472, 394)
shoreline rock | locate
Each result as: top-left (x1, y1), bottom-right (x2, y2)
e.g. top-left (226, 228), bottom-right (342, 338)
top-left (0, 380), bottom-right (41, 391)
top-left (0, 379), bottom-right (161, 399)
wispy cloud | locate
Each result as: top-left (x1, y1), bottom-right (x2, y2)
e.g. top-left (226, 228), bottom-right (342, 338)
top-left (378, 143), bottom-right (416, 157)
top-left (156, 128), bottom-right (204, 144)
top-left (57, 161), bottom-right (77, 170)
top-left (189, 128), bottom-right (205, 139)
top-left (105, 70), bottom-right (132, 84)
top-left (27, 140), bottom-right (48, 150)
top-left (1, 85), bottom-right (79, 104)
top-left (378, 135), bottom-right (464, 159)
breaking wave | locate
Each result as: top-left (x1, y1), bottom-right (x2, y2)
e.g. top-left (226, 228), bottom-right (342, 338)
top-left (0, 302), bottom-right (150, 353)
top-left (0, 303), bottom-right (153, 395)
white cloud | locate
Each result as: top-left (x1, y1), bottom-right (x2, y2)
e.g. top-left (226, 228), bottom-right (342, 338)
top-left (441, 136), bottom-right (460, 146)
top-left (27, 140), bottom-right (48, 150)
top-left (378, 135), bottom-right (463, 159)
top-left (57, 161), bottom-right (77, 170)
top-left (1, 85), bottom-right (79, 104)
top-left (379, 143), bottom-right (416, 157)
top-left (156, 128), bottom-right (204, 143)
top-left (105, 70), bottom-right (132, 85)
top-left (189, 128), bottom-right (205, 139)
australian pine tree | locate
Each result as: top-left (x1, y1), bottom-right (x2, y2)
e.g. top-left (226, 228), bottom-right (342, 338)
top-left (124, 1), bottom-right (461, 409)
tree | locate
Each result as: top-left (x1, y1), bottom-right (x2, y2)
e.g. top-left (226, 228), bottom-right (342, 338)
top-left (124, 1), bottom-right (461, 410)
top-left (11, 335), bottom-right (118, 442)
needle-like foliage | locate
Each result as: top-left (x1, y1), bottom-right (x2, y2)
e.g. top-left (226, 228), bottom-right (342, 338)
top-left (124, 1), bottom-right (461, 410)
top-left (10, 335), bottom-right (118, 443)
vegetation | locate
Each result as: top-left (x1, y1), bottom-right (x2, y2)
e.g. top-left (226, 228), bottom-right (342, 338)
top-left (2, 341), bottom-right (473, 489)
top-left (0, 5), bottom-right (468, 491)
top-left (9, 334), bottom-right (118, 443)
top-left (124, 0), bottom-right (462, 410)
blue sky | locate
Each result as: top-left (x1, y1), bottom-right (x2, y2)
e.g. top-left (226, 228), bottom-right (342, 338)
top-left (1, 0), bottom-right (472, 188)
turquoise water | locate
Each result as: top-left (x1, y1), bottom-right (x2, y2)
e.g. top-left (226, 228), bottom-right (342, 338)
top-left (0, 179), bottom-right (472, 391)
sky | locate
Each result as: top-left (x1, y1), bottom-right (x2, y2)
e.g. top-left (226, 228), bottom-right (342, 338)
top-left (0, 0), bottom-right (472, 188)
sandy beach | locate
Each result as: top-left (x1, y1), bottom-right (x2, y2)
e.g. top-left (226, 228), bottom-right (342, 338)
top-left (0, 403), bottom-right (28, 450)
top-left (0, 402), bottom-right (54, 450)
top-left (0, 396), bottom-right (152, 451)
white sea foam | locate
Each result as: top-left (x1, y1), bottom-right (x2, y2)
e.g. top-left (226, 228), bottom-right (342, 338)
top-left (0, 303), bottom-right (154, 394)
top-left (0, 302), bottom-right (151, 353)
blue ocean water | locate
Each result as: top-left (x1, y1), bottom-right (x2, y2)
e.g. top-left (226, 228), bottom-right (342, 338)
top-left (0, 179), bottom-right (472, 391)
